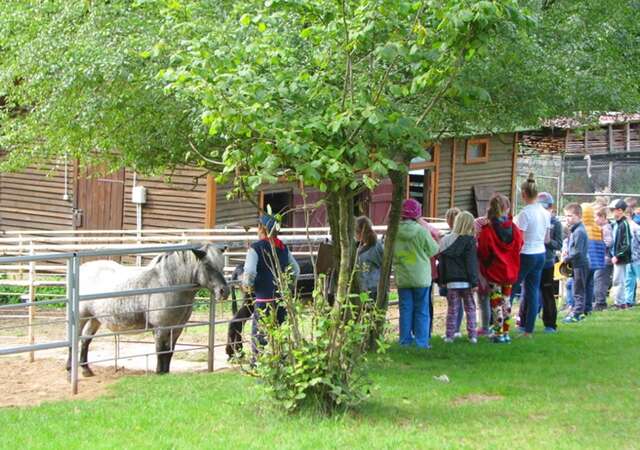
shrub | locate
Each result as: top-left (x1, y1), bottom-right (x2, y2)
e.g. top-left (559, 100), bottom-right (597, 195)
top-left (253, 274), bottom-right (388, 415)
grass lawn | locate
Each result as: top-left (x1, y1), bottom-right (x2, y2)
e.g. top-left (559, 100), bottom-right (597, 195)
top-left (1, 308), bottom-right (639, 450)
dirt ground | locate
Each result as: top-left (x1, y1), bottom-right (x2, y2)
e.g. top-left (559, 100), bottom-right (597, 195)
top-left (0, 356), bottom-right (145, 408)
top-left (0, 300), bottom-right (453, 409)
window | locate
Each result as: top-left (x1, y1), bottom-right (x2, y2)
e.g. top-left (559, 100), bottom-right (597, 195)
top-left (261, 190), bottom-right (293, 226)
top-left (465, 138), bottom-right (490, 164)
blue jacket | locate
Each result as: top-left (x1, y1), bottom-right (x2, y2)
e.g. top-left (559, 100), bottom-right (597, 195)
top-left (566, 222), bottom-right (590, 270)
top-left (357, 241), bottom-right (384, 294)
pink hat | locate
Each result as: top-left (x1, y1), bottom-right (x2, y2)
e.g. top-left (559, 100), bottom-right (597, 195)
top-left (401, 199), bottom-right (422, 220)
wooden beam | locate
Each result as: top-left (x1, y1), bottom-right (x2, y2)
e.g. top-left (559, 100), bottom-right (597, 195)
top-left (204, 175), bottom-right (217, 228)
top-left (608, 124), bottom-right (613, 153)
top-left (510, 132), bottom-right (519, 213)
top-left (449, 139), bottom-right (457, 208)
top-left (584, 129), bottom-right (588, 153)
top-left (432, 144), bottom-right (440, 217)
top-left (626, 123), bottom-right (631, 152)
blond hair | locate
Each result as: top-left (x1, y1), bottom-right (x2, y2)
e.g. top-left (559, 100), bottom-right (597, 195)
top-left (452, 211), bottom-right (475, 236)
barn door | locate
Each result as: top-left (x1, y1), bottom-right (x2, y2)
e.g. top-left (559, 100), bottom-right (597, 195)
top-left (74, 166), bottom-right (125, 231)
top-left (370, 178), bottom-right (393, 225)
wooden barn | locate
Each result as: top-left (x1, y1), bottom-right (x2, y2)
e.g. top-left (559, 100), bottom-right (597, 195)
top-left (0, 132), bottom-right (520, 232)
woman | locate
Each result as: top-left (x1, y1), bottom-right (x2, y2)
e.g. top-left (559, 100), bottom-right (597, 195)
top-left (393, 199), bottom-right (439, 348)
top-left (355, 216), bottom-right (384, 301)
top-left (513, 173), bottom-right (550, 336)
top-left (242, 214), bottom-right (300, 358)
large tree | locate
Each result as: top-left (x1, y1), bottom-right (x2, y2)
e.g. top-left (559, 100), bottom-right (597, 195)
top-left (1, 0), bottom-right (639, 311)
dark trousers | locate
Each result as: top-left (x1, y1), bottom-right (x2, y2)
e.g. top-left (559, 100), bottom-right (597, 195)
top-left (252, 301), bottom-right (287, 357)
top-left (539, 265), bottom-right (558, 329)
top-left (572, 267), bottom-right (587, 316)
top-left (585, 268), bottom-right (596, 314)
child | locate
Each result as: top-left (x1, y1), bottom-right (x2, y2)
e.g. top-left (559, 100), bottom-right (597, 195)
top-left (562, 203), bottom-right (590, 322)
top-left (582, 203), bottom-right (606, 315)
top-left (593, 207), bottom-right (613, 311)
top-left (477, 194), bottom-right (523, 343)
top-left (355, 216), bottom-right (384, 301)
top-left (609, 199), bottom-right (632, 309)
top-left (243, 215), bottom-right (300, 358)
top-left (441, 207), bottom-right (464, 337)
top-left (624, 212), bottom-right (640, 306)
top-left (393, 199), bottom-right (439, 348)
top-left (438, 211), bottom-right (479, 343)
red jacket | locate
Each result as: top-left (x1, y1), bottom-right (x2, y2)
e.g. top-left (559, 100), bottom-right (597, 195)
top-left (477, 217), bottom-right (523, 284)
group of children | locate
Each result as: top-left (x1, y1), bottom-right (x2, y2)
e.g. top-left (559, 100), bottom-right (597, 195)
top-left (388, 173), bottom-right (640, 349)
top-left (242, 177), bottom-right (640, 357)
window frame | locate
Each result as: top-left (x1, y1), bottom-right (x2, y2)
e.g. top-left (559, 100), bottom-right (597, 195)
top-left (465, 138), bottom-right (490, 164)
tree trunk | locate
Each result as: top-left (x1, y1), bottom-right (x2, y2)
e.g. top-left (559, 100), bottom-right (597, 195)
top-left (370, 167), bottom-right (406, 347)
top-left (335, 190), bottom-right (355, 304)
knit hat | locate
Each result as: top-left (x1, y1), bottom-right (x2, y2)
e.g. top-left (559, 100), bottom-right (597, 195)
top-left (401, 199), bottom-right (422, 220)
top-left (608, 199), bottom-right (628, 211)
top-left (259, 214), bottom-right (278, 232)
top-left (537, 192), bottom-right (554, 209)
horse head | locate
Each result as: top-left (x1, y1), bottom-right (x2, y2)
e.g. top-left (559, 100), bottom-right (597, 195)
top-left (192, 244), bottom-right (230, 300)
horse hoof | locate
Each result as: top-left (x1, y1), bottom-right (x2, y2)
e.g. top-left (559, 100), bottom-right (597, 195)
top-left (82, 368), bottom-right (95, 377)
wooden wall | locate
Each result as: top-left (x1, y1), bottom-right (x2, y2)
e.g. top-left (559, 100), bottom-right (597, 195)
top-left (0, 162), bottom-right (73, 231)
top-left (0, 132), bottom-right (517, 232)
top-left (448, 134), bottom-right (516, 215)
top-left (123, 168), bottom-right (208, 230)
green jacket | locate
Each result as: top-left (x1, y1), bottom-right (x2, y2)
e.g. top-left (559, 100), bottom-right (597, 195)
top-left (393, 220), bottom-right (439, 288)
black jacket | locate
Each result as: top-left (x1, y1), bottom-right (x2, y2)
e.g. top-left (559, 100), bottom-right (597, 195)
top-left (611, 218), bottom-right (632, 264)
top-left (438, 235), bottom-right (479, 287)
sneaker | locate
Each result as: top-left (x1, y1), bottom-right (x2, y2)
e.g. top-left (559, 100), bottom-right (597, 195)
top-left (544, 327), bottom-right (557, 333)
top-left (491, 335), bottom-right (506, 344)
top-left (593, 304), bottom-right (607, 312)
top-left (562, 315), bottom-right (577, 323)
top-left (453, 332), bottom-right (462, 339)
top-left (476, 328), bottom-right (489, 337)
top-left (503, 334), bottom-right (511, 343)
top-left (469, 337), bottom-right (478, 344)
top-left (443, 337), bottom-right (454, 343)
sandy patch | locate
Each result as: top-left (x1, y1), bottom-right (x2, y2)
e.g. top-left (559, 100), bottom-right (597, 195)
top-left (0, 356), bottom-right (144, 408)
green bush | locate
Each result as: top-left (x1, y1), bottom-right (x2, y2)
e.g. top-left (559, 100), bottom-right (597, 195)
top-left (253, 274), bottom-right (388, 415)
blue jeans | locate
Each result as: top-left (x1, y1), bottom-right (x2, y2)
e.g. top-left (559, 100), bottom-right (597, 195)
top-left (398, 287), bottom-right (431, 348)
top-left (625, 262), bottom-right (640, 305)
top-left (565, 278), bottom-right (574, 308)
top-left (516, 253), bottom-right (545, 333)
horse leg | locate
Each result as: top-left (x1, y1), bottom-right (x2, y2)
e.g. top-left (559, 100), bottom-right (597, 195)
top-left (164, 327), bottom-right (185, 373)
top-left (67, 316), bottom-right (90, 374)
top-left (154, 329), bottom-right (172, 374)
top-left (80, 319), bottom-right (101, 377)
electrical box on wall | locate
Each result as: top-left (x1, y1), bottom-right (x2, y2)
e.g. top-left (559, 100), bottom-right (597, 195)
top-left (132, 186), bottom-right (147, 204)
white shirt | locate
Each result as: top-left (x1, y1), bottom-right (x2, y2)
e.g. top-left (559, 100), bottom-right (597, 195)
top-left (515, 203), bottom-right (550, 255)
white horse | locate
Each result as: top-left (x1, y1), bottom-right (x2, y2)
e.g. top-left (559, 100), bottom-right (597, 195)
top-left (66, 244), bottom-right (229, 376)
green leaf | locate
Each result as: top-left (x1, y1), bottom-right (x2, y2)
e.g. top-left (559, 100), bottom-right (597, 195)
top-left (239, 14), bottom-right (251, 26)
